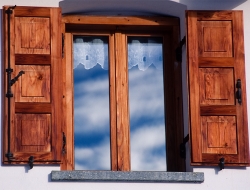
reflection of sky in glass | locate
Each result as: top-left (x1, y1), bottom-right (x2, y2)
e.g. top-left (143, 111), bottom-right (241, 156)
top-left (73, 35), bottom-right (166, 171)
top-left (74, 36), bottom-right (110, 170)
top-left (128, 37), bottom-right (166, 171)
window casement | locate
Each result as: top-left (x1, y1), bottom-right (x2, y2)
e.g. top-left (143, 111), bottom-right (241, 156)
top-left (2, 5), bottom-right (249, 173)
top-left (62, 16), bottom-right (185, 171)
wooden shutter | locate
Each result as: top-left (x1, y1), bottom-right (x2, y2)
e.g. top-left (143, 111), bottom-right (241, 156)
top-left (187, 11), bottom-right (249, 166)
top-left (3, 6), bottom-right (62, 164)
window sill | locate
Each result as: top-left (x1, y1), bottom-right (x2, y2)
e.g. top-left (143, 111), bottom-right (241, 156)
top-left (51, 171), bottom-right (204, 183)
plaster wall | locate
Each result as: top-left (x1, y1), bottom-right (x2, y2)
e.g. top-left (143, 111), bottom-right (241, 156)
top-left (0, 1), bottom-right (250, 189)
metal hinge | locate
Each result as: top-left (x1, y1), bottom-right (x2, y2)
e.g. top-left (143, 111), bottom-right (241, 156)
top-left (180, 134), bottom-right (189, 159)
top-left (62, 132), bottom-right (66, 154)
top-left (175, 36), bottom-right (186, 62)
top-left (62, 33), bottom-right (65, 58)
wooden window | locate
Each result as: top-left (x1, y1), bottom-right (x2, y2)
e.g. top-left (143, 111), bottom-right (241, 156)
top-left (187, 11), bottom-right (250, 166)
top-left (3, 6), bottom-right (248, 171)
top-left (2, 6), bottom-right (62, 164)
top-left (61, 16), bottom-right (185, 171)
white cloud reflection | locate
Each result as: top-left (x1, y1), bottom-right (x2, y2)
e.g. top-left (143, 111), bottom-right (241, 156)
top-left (74, 56), bottom-right (166, 171)
top-left (75, 137), bottom-right (110, 170)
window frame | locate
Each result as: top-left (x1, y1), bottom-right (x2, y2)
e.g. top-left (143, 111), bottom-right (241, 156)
top-left (61, 15), bottom-right (185, 171)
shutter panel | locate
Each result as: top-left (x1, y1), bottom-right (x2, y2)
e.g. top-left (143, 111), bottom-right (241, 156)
top-left (3, 6), bottom-right (62, 164)
top-left (187, 11), bottom-right (249, 166)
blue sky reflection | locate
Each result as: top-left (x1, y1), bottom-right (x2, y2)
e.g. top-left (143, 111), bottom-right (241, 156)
top-left (74, 36), bottom-right (110, 170)
top-left (74, 36), bottom-right (166, 171)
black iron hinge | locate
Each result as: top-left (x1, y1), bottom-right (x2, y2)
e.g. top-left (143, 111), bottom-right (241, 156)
top-left (62, 132), bottom-right (66, 154)
top-left (175, 36), bottom-right (186, 62)
top-left (180, 134), bottom-right (189, 159)
top-left (62, 33), bottom-right (65, 58)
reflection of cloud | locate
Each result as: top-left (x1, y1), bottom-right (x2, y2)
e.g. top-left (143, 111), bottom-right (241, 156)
top-left (75, 137), bottom-right (110, 170)
top-left (74, 75), bottom-right (110, 134)
top-left (130, 124), bottom-right (166, 171)
top-left (129, 65), bottom-right (166, 171)
top-left (129, 65), bottom-right (165, 122)
top-left (74, 63), bottom-right (166, 171)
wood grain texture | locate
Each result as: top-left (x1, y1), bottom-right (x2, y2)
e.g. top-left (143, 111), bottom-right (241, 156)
top-left (62, 15), bottom-right (184, 171)
top-left (61, 32), bottom-right (74, 170)
top-left (187, 11), bottom-right (202, 162)
top-left (62, 16), bottom-right (179, 26)
top-left (199, 68), bottom-right (234, 105)
top-left (15, 54), bottom-right (51, 65)
top-left (109, 32), bottom-right (118, 171)
top-left (15, 114), bottom-right (51, 152)
top-left (187, 10), bottom-right (249, 165)
top-left (15, 17), bottom-right (50, 54)
top-left (115, 32), bottom-right (130, 171)
top-left (3, 6), bottom-right (62, 164)
top-left (15, 65), bottom-right (51, 102)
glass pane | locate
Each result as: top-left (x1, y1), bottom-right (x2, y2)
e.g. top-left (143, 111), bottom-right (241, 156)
top-left (128, 37), bottom-right (166, 171)
top-left (73, 36), bottom-right (110, 170)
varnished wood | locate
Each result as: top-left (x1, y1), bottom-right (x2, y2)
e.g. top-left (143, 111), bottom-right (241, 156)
top-left (62, 15), bottom-right (179, 26)
top-left (200, 105), bottom-right (236, 115)
top-left (63, 15), bottom-right (184, 171)
top-left (14, 7), bottom-right (51, 17)
top-left (199, 68), bottom-right (234, 105)
top-left (187, 10), bottom-right (249, 166)
top-left (199, 57), bottom-right (234, 67)
top-left (197, 11), bottom-right (233, 20)
top-left (232, 11), bottom-right (249, 164)
top-left (109, 32), bottom-right (118, 171)
top-left (15, 54), bottom-right (51, 65)
top-left (15, 114), bottom-right (51, 152)
top-left (15, 65), bottom-right (51, 102)
top-left (197, 21), bottom-right (233, 57)
top-left (187, 11), bottom-right (202, 163)
top-left (15, 17), bottom-right (50, 54)
top-left (15, 103), bottom-right (51, 113)
top-left (115, 32), bottom-right (130, 171)
top-left (201, 116), bottom-right (237, 154)
top-left (3, 6), bottom-right (62, 164)
top-left (61, 32), bottom-right (74, 170)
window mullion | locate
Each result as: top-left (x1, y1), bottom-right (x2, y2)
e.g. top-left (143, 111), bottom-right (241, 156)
top-left (114, 31), bottom-right (131, 171)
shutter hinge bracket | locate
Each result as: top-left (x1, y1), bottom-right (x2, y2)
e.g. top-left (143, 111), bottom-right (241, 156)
top-left (5, 5), bottom-right (17, 162)
top-left (219, 157), bottom-right (225, 170)
top-left (62, 132), bottom-right (66, 154)
top-left (28, 156), bottom-right (34, 169)
top-left (175, 36), bottom-right (186, 62)
top-left (180, 134), bottom-right (189, 159)
top-left (62, 33), bottom-right (65, 58)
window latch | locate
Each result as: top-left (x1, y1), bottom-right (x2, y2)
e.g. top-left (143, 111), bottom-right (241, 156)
top-left (180, 134), bottom-right (189, 159)
top-left (10, 70), bottom-right (25, 86)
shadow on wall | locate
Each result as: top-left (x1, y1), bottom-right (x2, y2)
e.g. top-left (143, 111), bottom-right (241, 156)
top-left (179, 0), bottom-right (247, 10)
top-left (59, 0), bottom-right (187, 16)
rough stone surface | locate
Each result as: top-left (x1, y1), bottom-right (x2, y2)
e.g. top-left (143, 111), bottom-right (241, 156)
top-left (51, 171), bottom-right (204, 183)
